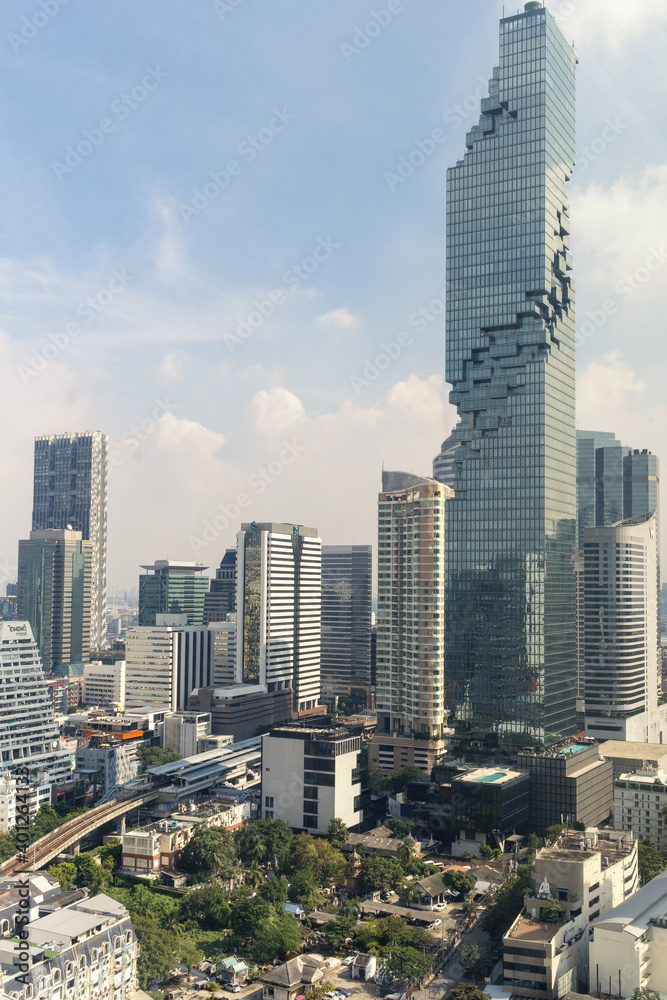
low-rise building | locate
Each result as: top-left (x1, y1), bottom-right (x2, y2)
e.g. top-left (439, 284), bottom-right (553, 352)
top-left (451, 767), bottom-right (531, 846)
top-left (503, 828), bottom-right (638, 999)
top-left (261, 724), bottom-right (367, 833)
top-left (121, 821), bottom-right (192, 874)
top-left (163, 711), bottom-right (212, 757)
top-left (343, 824), bottom-right (421, 859)
top-left (614, 768), bottom-right (667, 852)
top-left (75, 737), bottom-right (143, 795)
top-left (82, 660), bottom-right (126, 708)
top-left (0, 775), bottom-right (51, 833)
top-left (0, 893), bottom-right (138, 1000)
top-left (261, 954), bottom-right (327, 1000)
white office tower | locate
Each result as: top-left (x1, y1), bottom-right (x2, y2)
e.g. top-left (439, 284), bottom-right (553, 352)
top-left (124, 625), bottom-right (180, 710)
top-left (582, 511), bottom-right (665, 742)
top-left (32, 431), bottom-right (108, 649)
top-left (0, 622), bottom-right (72, 793)
top-left (82, 660), bottom-right (126, 707)
top-left (237, 522), bottom-right (322, 715)
top-left (372, 472), bottom-right (452, 775)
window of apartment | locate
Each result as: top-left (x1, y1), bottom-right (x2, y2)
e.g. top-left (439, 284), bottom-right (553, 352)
top-left (265, 811), bottom-right (274, 819)
top-left (557, 888), bottom-right (568, 901)
top-left (265, 796), bottom-right (274, 809)
top-left (303, 786), bottom-right (318, 800)
top-left (303, 815), bottom-right (318, 829)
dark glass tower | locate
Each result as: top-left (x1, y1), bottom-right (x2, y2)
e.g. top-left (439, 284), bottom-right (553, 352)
top-left (321, 545), bottom-right (372, 707)
top-left (444, 2), bottom-right (578, 749)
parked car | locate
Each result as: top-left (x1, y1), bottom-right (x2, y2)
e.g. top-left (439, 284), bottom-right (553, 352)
top-left (432, 902), bottom-right (447, 911)
top-left (337, 990), bottom-right (351, 997)
top-left (225, 986), bottom-right (241, 993)
top-left (342, 957), bottom-right (355, 966)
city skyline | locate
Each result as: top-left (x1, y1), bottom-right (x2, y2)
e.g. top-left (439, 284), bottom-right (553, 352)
top-left (0, 1), bottom-right (665, 593)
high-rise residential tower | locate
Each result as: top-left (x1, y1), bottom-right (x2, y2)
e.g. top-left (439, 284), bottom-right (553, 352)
top-left (444, 3), bottom-right (578, 750)
top-left (321, 545), bottom-right (372, 708)
top-left (32, 431), bottom-right (108, 649)
top-left (17, 528), bottom-right (92, 673)
top-left (581, 512), bottom-right (664, 742)
top-left (370, 472), bottom-right (452, 775)
top-left (138, 560), bottom-right (209, 626)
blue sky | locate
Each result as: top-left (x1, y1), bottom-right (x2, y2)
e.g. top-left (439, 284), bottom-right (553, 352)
top-left (1, 0), bottom-right (666, 594)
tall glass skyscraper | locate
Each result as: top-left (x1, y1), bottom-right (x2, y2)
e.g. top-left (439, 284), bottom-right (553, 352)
top-left (444, 2), bottom-right (578, 749)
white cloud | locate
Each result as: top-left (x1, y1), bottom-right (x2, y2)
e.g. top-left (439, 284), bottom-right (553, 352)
top-left (250, 387), bottom-right (306, 434)
top-left (152, 351), bottom-right (184, 383)
top-left (553, 0), bottom-right (667, 53)
top-left (317, 307), bottom-right (361, 329)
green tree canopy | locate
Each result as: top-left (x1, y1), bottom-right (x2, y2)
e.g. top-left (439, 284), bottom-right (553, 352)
top-left (443, 869), bottom-right (476, 894)
top-left (47, 861), bottom-right (77, 891)
top-left (72, 852), bottom-right (106, 891)
top-left (135, 746), bottom-right (181, 770)
top-left (447, 984), bottom-right (488, 1000)
top-left (327, 817), bottom-right (350, 850)
top-left (179, 825), bottom-right (237, 877)
top-left (289, 833), bottom-right (346, 882)
top-left (386, 818), bottom-right (416, 839)
top-left (459, 944), bottom-right (490, 982)
top-left (358, 854), bottom-right (404, 894)
top-left (638, 840), bottom-right (667, 884)
top-left (479, 865), bottom-right (531, 941)
top-left (230, 895), bottom-right (273, 943)
top-left (236, 818), bottom-right (293, 868)
top-left (179, 883), bottom-right (231, 929)
top-left (252, 911), bottom-right (303, 961)
top-left (259, 876), bottom-right (290, 907)
top-left (287, 868), bottom-right (320, 909)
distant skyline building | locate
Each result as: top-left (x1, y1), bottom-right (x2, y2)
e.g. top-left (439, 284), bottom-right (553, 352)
top-left (576, 429), bottom-right (659, 547)
top-left (32, 431), bottom-right (108, 649)
top-left (138, 560), bottom-right (209, 626)
top-left (371, 471), bottom-right (452, 775)
top-left (203, 548), bottom-right (236, 624)
top-left (321, 545), bottom-right (372, 707)
top-left (580, 511), bottom-right (665, 743)
top-left (0, 621), bottom-right (72, 789)
top-left (18, 528), bottom-right (92, 673)
top-left (444, 3), bottom-right (578, 750)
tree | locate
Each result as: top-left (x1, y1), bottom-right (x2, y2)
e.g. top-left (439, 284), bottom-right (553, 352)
top-left (327, 817), bottom-right (350, 850)
top-left (388, 765), bottom-right (425, 795)
top-left (259, 876), bottom-right (290, 907)
top-left (131, 913), bottom-right (178, 988)
top-left (368, 759), bottom-right (389, 794)
top-left (443, 869), bottom-right (476, 894)
top-left (179, 937), bottom-right (204, 971)
top-left (358, 854), bottom-right (404, 894)
top-left (179, 884), bottom-right (231, 929)
top-left (459, 944), bottom-right (490, 982)
top-left (47, 861), bottom-right (77, 891)
top-left (629, 988), bottom-right (662, 1000)
top-left (230, 895), bottom-right (272, 943)
top-left (246, 860), bottom-right (265, 888)
top-left (385, 946), bottom-right (434, 981)
top-left (397, 882), bottom-right (421, 906)
top-left (97, 840), bottom-right (122, 870)
top-left (545, 823), bottom-right (565, 844)
top-left (135, 746), bottom-right (181, 770)
top-left (179, 826), bottom-right (237, 877)
top-left (638, 840), bottom-right (667, 884)
top-left (288, 868), bottom-right (320, 909)
top-left (447, 984), bottom-right (488, 1000)
top-left (480, 865), bottom-right (531, 941)
top-left (324, 913), bottom-right (358, 948)
top-left (73, 852), bottom-right (106, 891)
top-left (289, 833), bottom-right (346, 882)
top-left (397, 838), bottom-right (416, 867)
top-left (386, 818), bottom-right (416, 839)
top-left (309, 983), bottom-right (335, 1000)
top-left (253, 911), bottom-right (303, 961)
top-left (540, 900), bottom-right (565, 924)
top-left (236, 818), bottom-right (293, 869)
top-left (479, 844), bottom-right (502, 860)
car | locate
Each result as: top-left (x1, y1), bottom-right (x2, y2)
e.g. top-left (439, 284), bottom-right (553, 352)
top-left (432, 902), bottom-right (447, 911)
top-left (342, 957), bottom-right (355, 966)
top-left (225, 985), bottom-right (241, 993)
top-left (337, 991), bottom-right (351, 997)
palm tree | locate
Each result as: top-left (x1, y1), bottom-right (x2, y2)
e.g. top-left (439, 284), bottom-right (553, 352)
top-left (249, 838), bottom-right (268, 863)
top-left (246, 861), bottom-right (264, 888)
top-left (397, 838), bottom-right (415, 868)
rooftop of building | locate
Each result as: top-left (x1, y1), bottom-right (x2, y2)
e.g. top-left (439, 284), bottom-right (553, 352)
top-left (517, 734), bottom-right (598, 759)
top-left (617, 769), bottom-right (667, 785)
top-left (240, 522), bottom-right (319, 538)
top-left (599, 740), bottom-right (667, 763)
top-left (591, 869), bottom-right (667, 937)
top-left (267, 722), bottom-right (363, 742)
top-left (542, 828), bottom-right (635, 863)
top-left (29, 893), bottom-right (128, 940)
top-left (506, 916), bottom-right (561, 945)
top-left (453, 766), bottom-right (525, 786)
top-left (140, 560), bottom-right (209, 574)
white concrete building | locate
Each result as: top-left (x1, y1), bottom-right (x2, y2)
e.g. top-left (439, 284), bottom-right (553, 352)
top-left (236, 522), bottom-right (322, 715)
top-left (82, 660), bottom-right (126, 707)
top-left (614, 768), bottom-right (667, 851)
top-left (124, 624), bottom-right (180, 709)
top-left (0, 775), bottom-right (51, 833)
top-left (503, 827), bottom-right (638, 999)
top-left (163, 711), bottom-right (212, 757)
top-left (0, 893), bottom-right (137, 1000)
top-left (581, 512), bottom-right (666, 743)
top-left (261, 724), bottom-right (363, 833)
top-left (589, 869), bottom-right (667, 997)
top-left (0, 622), bottom-right (72, 794)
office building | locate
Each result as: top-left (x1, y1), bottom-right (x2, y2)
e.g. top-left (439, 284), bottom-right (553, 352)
top-left (75, 737), bottom-right (142, 795)
top-left (32, 431), bottom-right (108, 649)
top-left (163, 710), bottom-right (212, 757)
top-left (0, 621), bottom-right (72, 791)
top-left (0, 594), bottom-right (17, 622)
top-left (203, 548), bottom-right (236, 624)
top-left (450, 767), bottom-right (531, 844)
top-left (516, 736), bottom-right (612, 835)
top-left (589, 869), bottom-right (667, 998)
top-left (124, 623), bottom-right (180, 710)
top-left (261, 724), bottom-right (366, 833)
top-left (581, 511), bottom-right (663, 742)
top-left (432, 431), bottom-right (459, 489)
top-left (138, 560), bottom-right (209, 626)
top-left (321, 545), bottom-right (372, 707)
top-left (371, 472), bottom-right (451, 775)
top-left (187, 686), bottom-right (293, 742)
top-left (82, 660), bottom-right (126, 708)
top-left (576, 430), bottom-right (659, 547)
top-left (17, 529), bottom-right (92, 673)
top-left (597, 740), bottom-right (667, 780)
top-left (504, 827), bottom-right (637, 999)
top-left (0, 893), bottom-right (138, 1000)
top-left (444, 3), bottom-right (578, 750)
